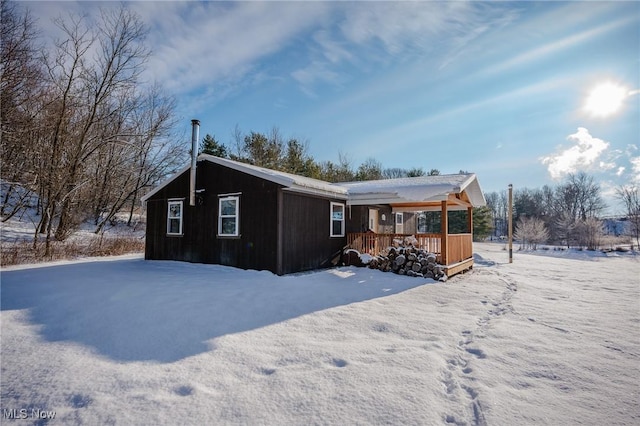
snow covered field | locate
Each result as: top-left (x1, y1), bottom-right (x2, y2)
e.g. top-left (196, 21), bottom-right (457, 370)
top-left (1, 244), bottom-right (638, 425)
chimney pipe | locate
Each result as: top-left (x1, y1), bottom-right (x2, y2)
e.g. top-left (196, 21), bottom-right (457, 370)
top-left (190, 119), bottom-right (200, 206)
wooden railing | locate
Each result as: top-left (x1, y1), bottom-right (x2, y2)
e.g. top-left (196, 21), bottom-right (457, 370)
top-left (347, 232), bottom-right (472, 266)
top-left (347, 233), bottom-right (441, 255)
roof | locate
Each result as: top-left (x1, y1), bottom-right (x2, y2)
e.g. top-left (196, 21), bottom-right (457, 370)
top-left (141, 154), bottom-right (348, 202)
top-left (141, 155), bottom-right (486, 208)
top-left (338, 173), bottom-right (486, 209)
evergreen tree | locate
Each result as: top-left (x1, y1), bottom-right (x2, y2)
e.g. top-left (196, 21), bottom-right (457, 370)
top-left (200, 134), bottom-right (228, 158)
top-left (472, 206), bottom-right (493, 241)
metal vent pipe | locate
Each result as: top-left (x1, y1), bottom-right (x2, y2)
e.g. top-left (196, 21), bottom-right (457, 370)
top-left (190, 119), bottom-right (200, 206)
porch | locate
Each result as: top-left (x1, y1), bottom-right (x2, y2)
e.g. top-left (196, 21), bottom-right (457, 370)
top-left (341, 174), bottom-right (485, 277)
top-left (347, 232), bottom-right (474, 277)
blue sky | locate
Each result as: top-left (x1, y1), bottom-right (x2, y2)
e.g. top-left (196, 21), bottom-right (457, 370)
top-left (30, 1), bottom-right (639, 211)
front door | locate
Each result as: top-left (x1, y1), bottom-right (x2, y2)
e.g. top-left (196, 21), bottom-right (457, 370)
top-left (368, 209), bottom-right (378, 232)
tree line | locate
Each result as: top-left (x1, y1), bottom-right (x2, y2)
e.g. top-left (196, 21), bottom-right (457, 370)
top-left (484, 173), bottom-right (639, 249)
top-left (199, 128), bottom-right (437, 183)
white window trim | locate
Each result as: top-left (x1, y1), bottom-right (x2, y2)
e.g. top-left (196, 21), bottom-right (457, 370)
top-left (330, 202), bottom-right (345, 237)
top-left (167, 200), bottom-right (183, 235)
top-left (396, 213), bottom-right (403, 225)
top-left (218, 195), bottom-right (240, 237)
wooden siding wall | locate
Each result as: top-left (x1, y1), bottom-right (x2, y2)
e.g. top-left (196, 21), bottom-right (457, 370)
top-left (346, 205), bottom-right (394, 234)
top-left (447, 233), bottom-right (473, 264)
top-left (402, 213), bottom-right (417, 234)
top-left (145, 161), bottom-right (279, 272)
top-left (281, 192), bottom-right (347, 274)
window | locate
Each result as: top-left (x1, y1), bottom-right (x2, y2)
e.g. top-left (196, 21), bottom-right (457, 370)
top-left (330, 202), bottom-right (345, 237)
top-left (395, 212), bottom-right (404, 234)
top-left (218, 195), bottom-right (240, 237)
top-left (167, 200), bottom-right (183, 235)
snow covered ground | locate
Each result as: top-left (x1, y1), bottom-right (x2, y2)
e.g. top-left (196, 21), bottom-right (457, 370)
top-left (1, 243), bottom-right (638, 425)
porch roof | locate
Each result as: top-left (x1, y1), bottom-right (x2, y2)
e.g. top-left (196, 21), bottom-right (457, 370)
top-left (337, 173), bottom-right (486, 210)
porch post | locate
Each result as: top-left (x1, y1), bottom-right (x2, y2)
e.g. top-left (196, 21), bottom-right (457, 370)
top-left (467, 206), bottom-right (473, 234)
top-left (441, 200), bottom-right (448, 265)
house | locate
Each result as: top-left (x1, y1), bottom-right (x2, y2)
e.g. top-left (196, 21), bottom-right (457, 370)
top-left (142, 155), bottom-right (486, 276)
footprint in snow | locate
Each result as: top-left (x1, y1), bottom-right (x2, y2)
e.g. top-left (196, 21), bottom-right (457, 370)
top-left (69, 393), bottom-right (92, 408)
top-left (465, 347), bottom-right (487, 359)
top-left (174, 385), bottom-right (194, 396)
top-left (331, 358), bottom-right (348, 368)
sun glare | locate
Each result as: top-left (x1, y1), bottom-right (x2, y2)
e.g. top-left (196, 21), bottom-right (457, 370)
top-left (583, 82), bottom-right (628, 117)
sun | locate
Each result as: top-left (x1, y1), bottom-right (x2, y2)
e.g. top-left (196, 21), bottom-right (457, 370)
top-left (583, 82), bottom-right (628, 117)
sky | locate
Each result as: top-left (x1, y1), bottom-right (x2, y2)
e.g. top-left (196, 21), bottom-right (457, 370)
top-left (26, 1), bottom-right (640, 212)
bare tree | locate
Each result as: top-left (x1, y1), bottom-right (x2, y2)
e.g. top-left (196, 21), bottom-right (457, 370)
top-left (554, 172), bottom-right (606, 222)
top-left (616, 185), bottom-right (640, 247)
top-left (554, 211), bottom-right (576, 248)
top-left (484, 190), bottom-right (509, 238)
top-left (27, 6), bottom-right (152, 252)
top-left (514, 216), bottom-right (549, 250)
top-left (0, 0), bottom-right (43, 220)
top-left (382, 168), bottom-right (406, 179)
top-left (576, 217), bottom-right (604, 251)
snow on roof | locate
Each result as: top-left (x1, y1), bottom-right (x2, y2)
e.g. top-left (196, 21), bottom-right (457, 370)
top-left (141, 155), bottom-right (348, 202)
top-left (142, 155), bottom-right (485, 207)
top-left (336, 174), bottom-right (486, 207)
top-left (199, 154), bottom-right (349, 198)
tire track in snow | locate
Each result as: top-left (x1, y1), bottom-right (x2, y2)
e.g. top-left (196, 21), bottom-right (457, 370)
top-left (441, 269), bottom-right (517, 425)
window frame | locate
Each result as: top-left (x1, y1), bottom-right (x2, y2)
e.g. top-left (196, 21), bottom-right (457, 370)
top-left (395, 212), bottom-right (404, 233)
top-left (166, 200), bottom-right (183, 236)
top-left (218, 195), bottom-right (240, 237)
top-left (330, 202), bottom-right (345, 238)
top-left (396, 212), bottom-right (403, 225)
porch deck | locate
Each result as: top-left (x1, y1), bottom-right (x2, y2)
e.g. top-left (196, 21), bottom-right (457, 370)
top-left (347, 232), bottom-right (474, 276)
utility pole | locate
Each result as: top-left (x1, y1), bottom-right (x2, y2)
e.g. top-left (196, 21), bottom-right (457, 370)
top-left (508, 183), bottom-right (513, 263)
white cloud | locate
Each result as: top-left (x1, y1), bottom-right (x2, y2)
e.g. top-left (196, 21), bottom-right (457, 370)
top-left (616, 166), bottom-right (626, 176)
top-left (541, 128), bottom-right (610, 179)
top-left (134, 2), bottom-right (330, 95)
top-left (291, 61), bottom-right (343, 97)
top-left (599, 161), bottom-right (616, 171)
top-left (630, 157), bottom-right (640, 183)
top-left (290, 2), bottom-right (513, 95)
top-left (482, 16), bottom-right (634, 77)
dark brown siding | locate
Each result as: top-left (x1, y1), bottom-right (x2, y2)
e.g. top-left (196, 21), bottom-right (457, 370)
top-left (145, 161), bottom-right (279, 272)
top-left (346, 205), bottom-right (368, 233)
top-left (280, 192), bottom-right (347, 274)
